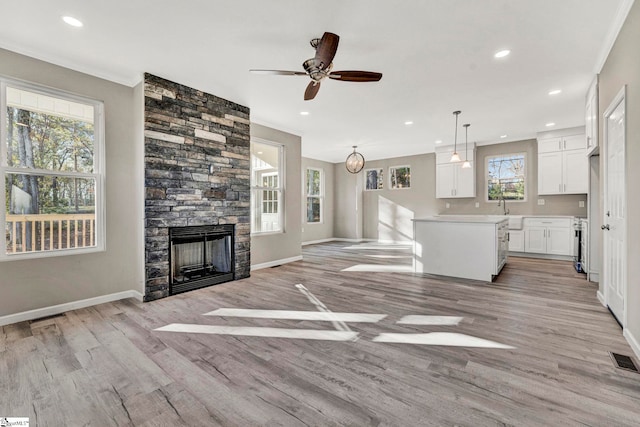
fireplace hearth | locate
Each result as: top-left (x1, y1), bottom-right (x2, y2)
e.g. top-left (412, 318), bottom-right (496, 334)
top-left (169, 225), bottom-right (235, 295)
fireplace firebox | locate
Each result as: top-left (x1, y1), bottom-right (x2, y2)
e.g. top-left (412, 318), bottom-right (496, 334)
top-left (169, 225), bottom-right (235, 295)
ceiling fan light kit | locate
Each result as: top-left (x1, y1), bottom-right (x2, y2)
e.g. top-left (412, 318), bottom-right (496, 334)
top-left (251, 32), bottom-right (382, 101)
top-left (345, 146), bottom-right (365, 174)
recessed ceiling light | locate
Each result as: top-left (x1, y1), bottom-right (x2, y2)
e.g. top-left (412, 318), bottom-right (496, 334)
top-left (435, 140), bottom-right (442, 144)
top-left (404, 121), bottom-right (413, 126)
top-left (494, 49), bottom-right (511, 58)
top-left (548, 89), bottom-right (562, 96)
top-left (257, 151), bottom-right (263, 154)
top-left (62, 16), bottom-right (83, 27)
top-left (300, 111), bottom-right (309, 116)
top-left (545, 122), bottom-right (556, 127)
top-left (500, 135), bottom-right (507, 139)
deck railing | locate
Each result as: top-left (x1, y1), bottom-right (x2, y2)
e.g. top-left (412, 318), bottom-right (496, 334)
top-left (6, 213), bottom-right (96, 254)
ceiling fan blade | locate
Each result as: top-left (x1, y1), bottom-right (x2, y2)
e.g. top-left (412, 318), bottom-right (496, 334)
top-left (328, 71), bottom-right (383, 82)
top-left (314, 32), bottom-right (340, 69)
top-left (304, 81), bottom-right (321, 101)
top-left (250, 69), bottom-right (308, 76)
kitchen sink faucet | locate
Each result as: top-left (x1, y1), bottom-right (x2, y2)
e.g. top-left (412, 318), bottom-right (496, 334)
top-left (498, 194), bottom-right (510, 215)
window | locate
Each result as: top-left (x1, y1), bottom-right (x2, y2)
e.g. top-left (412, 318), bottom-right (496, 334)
top-left (305, 168), bottom-right (323, 223)
top-left (365, 168), bottom-right (384, 191)
top-left (389, 165), bottom-right (411, 189)
top-left (486, 153), bottom-right (526, 201)
top-left (251, 139), bottom-right (283, 233)
top-left (1, 79), bottom-right (105, 260)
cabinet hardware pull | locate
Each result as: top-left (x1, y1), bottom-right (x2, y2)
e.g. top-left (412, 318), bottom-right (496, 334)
top-left (601, 224), bottom-right (610, 230)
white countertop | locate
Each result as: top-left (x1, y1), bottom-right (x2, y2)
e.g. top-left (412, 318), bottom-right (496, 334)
top-left (413, 215), bottom-right (508, 224)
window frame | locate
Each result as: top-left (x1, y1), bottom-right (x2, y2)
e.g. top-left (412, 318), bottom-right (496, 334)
top-left (485, 152), bottom-right (527, 203)
top-left (250, 138), bottom-right (285, 235)
top-left (0, 78), bottom-right (106, 261)
top-left (305, 167), bottom-right (323, 224)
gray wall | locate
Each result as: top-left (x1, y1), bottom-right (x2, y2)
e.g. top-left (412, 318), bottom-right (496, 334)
top-left (339, 138), bottom-right (588, 241)
top-left (333, 164), bottom-right (363, 240)
top-left (250, 123), bottom-right (302, 265)
top-left (598, 0), bottom-right (640, 344)
top-left (0, 48), bottom-right (144, 317)
top-left (301, 157), bottom-right (334, 244)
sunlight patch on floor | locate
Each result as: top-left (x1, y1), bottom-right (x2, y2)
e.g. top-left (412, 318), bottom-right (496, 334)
top-left (341, 264), bottom-right (414, 272)
top-left (397, 315), bottom-right (464, 325)
top-left (373, 332), bottom-right (514, 348)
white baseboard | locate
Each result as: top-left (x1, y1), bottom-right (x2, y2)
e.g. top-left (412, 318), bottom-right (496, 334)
top-left (623, 328), bottom-right (640, 361)
top-left (0, 290), bottom-right (144, 327)
top-left (251, 255), bottom-right (303, 271)
top-left (596, 290), bottom-right (606, 307)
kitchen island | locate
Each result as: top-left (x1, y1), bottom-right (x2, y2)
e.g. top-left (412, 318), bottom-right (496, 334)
top-left (413, 216), bottom-right (509, 281)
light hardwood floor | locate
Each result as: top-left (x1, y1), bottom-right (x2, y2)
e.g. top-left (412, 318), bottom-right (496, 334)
top-left (2, 242), bottom-right (639, 426)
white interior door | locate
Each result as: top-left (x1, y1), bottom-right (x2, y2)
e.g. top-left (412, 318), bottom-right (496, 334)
top-left (603, 87), bottom-right (626, 325)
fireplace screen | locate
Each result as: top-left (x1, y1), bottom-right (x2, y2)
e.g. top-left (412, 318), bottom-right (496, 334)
top-left (169, 225), bottom-right (234, 295)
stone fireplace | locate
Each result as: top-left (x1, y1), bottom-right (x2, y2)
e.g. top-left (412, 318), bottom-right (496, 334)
top-left (144, 74), bottom-right (250, 301)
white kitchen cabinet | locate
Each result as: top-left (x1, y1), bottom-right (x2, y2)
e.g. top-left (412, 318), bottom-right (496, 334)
top-left (435, 144), bottom-right (476, 198)
top-left (523, 218), bottom-right (573, 256)
top-left (508, 229), bottom-right (525, 252)
top-left (537, 134), bottom-right (588, 195)
top-left (585, 76), bottom-right (598, 156)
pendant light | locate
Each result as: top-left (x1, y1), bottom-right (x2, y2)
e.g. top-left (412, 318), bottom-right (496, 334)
top-left (345, 145), bottom-right (365, 174)
top-left (450, 110), bottom-right (461, 162)
top-left (462, 123), bottom-right (472, 169)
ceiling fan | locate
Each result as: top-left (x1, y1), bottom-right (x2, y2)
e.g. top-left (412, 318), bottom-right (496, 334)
top-left (250, 32), bottom-right (382, 101)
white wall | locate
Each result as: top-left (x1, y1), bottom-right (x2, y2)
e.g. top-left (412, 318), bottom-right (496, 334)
top-left (0, 48), bottom-right (144, 318)
top-left (598, 0), bottom-right (640, 353)
top-left (250, 123), bottom-right (302, 267)
top-left (301, 157), bottom-right (334, 244)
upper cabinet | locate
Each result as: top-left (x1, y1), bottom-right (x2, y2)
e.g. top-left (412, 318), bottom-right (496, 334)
top-left (537, 133), bottom-right (588, 195)
top-left (435, 143), bottom-right (476, 198)
top-left (585, 76), bottom-right (599, 156)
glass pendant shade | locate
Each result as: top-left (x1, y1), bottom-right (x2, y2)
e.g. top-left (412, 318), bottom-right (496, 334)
top-left (450, 110), bottom-right (462, 163)
top-left (345, 146), bottom-right (365, 174)
top-left (461, 123), bottom-right (471, 168)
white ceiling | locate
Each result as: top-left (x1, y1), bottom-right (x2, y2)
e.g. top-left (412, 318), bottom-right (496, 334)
top-left (0, 0), bottom-right (631, 163)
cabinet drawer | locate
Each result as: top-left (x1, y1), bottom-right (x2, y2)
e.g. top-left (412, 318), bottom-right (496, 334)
top-left (523, 217), bottom-right (571, 228)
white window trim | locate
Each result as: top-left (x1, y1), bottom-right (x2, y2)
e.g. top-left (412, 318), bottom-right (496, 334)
top-left (250, 137), bottom-right (285, 235)
top-left (485, 152), bottom-right (527, 203)
top-left (0, 78), bottom-right (106, 261)
top-left (389, 165), bottom-right (411, 190)
top-left (305, 167), bottom-right (323, 224)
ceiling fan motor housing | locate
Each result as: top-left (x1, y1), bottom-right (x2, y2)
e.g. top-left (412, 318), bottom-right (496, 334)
top-left (303, 58), bottom-right (331, 81)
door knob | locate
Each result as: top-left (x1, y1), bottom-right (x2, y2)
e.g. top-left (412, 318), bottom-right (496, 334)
top-left (601, 224), bottom-right (610, 230)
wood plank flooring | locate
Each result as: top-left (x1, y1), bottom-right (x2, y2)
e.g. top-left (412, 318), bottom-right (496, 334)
top-left (2, 242), bottom-right (640, 426)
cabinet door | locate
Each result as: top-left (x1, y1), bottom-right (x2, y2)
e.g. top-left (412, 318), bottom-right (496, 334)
top-left (508, 230), bottom-right (525, 252)
top-left (563, 134), bottom-right (586, 151)
top-left (436, 163), bottom-right (455, 198)
top-left (525, 227), bottom-right (546, 253)
top-left (454, 162), bottom-right (475, 197)
top-left (538, 138), bottom-right (562, 153)
top-left (546, 227), bottom-right (572, 255)
top-left (538, 152), bottom-right (563, 195)
top-left (563, 149), bottom-right (588, 194)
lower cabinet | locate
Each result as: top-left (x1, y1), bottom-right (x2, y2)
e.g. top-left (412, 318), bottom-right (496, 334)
top-left (521, 218), bottom-right (573, 256)
top-left (508, 230), bottom-right (525, 252)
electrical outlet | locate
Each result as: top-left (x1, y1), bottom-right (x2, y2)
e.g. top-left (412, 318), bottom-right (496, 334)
top-left (537, 199), bottom-right (545, 205)
top-left (579, 201), bottom-right (585, 208)
top-left (446, 202), bottom-right (451, 209)
top-left (475, 202), bottom-right (480, 208)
